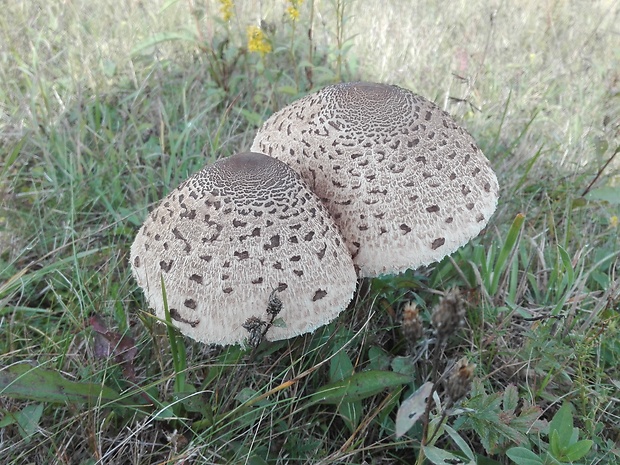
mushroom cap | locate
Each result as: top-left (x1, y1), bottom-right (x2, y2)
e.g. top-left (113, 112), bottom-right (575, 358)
top-left (130, 152), bottom-right (357, 345)
top-left (251, 82), bottom-right (499, 277)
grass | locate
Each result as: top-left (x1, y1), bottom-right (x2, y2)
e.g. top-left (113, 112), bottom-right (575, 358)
top-left (1, 0), bottom-right (619, 463)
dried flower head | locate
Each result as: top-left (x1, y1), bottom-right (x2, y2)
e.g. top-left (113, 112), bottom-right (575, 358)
top-left (243, 316), bottom-right (269, 348)
top-left (266, 289), bottom-right (283, 318)
top-left (401, 302), bottom-right (423, 351)
top-left (444, 357), bottom-right (476, 405)
top-left (431, 288), bottom-right (465, 341)
top-left (219, 0), bottom-right (234, 22)
top-left (247, 25), bottom-right (272, 56)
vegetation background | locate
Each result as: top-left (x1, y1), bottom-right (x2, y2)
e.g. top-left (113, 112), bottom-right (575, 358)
top-left (1, 0), bottom-right (619, 463)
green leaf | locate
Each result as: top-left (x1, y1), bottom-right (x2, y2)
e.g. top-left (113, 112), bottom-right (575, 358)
top-left (0, 363), bottom-right (122, 405)
top-left (310, 370), bottom-right (411, 404)
top-left (237, 108), bottom-right (263, 127)
top-left (564, 439), bottom-right (593, 461)
top-left (4, 403), bottom-right (45, 441)
top-left (330, 349), bottom-right (354, 383)
top-left (367, 346), bottom-right (391, 371)
top-left (549, 429), bottom-right (563, 458)
top-left (549, 403), bottom-right (574, 448)
top-left (585, 186), bottom-right (620, 204)
top-left (445, 425), bottom-right (475, 461)
top-left (423, 445), bottom-right (475, 465)
top-left (506, 447), bottom-right (544, 465)
top-left (557, 245), bottom-right (575, 290)
top-left (391, 356), bottom-right (416, 377)
top-left (461, 379), bottom-right (545, 455)
top-left (503, 384), bottom-right (519, 413)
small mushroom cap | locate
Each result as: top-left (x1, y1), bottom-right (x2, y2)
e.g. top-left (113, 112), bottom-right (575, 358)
top-left (130, 152), bottom-right (357, 346)
top-left (251, 82), bottom-right (499, 277)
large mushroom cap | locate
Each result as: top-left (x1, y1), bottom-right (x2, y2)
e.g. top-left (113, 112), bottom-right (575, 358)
top-left (251, 82), bottom-right (499, 277)
top-left (130, 152), bottom-right (357, 346)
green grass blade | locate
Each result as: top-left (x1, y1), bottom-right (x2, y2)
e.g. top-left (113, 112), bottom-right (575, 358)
top-left (490, 213), bottom-right (525, 295)
top-left (160, 275), bottom-right (188, 397)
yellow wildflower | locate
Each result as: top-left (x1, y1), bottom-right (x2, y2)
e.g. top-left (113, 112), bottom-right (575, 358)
top-left (247, 25), bottom-right (272, 56)
top-left (286, 0), bottom-right (303, 22)
top-left (219, 0), bottom-right (234, 22)
top-left (287, 6), bottom-right (300, 21)
top-left (611, 215), bottom-right (618, 228)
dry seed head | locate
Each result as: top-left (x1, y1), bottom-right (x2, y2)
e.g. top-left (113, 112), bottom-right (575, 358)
top-left (431, 288), bottom-right (465, 340)
top-left (130, 152), bottom-right (357, 345)
top-left (252, 82), bottom-right (499, 277)
top-left (266, 288), bottom-right (283, 318)
top-left (242, 316), bottom-right (268, 348)
top-left (444, 357), bottom-right (476, 405)
top-left (401, 302), bottom-right (424, 350)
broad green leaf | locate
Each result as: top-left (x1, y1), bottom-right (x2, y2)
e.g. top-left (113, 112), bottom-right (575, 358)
top-left (585, 186), bottom-right (620, 204)
top-left (391, 356), bottom-right (416, 377)
top-left (367, 346), bottom-right (391, 371)
top-left (0, 363), bottom-right (121, 405)
top-left (549, 403), bottom-right (574, 448)
top-left (549, 429), bottom-right (563, 458)
top-left (330, 349), bottom-right (354, 383)
top-left (564, 439), bottom-right (593, 461)
top-left (506, 447), bottom-right (544, 465)
top-left (310, 370), bottom-right (411, 404)
top-left (7, 403), bottom-right (44, 441)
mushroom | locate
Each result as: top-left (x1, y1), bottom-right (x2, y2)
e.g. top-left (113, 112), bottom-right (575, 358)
top-left (130, 152), bottom-right (357, 346)
top-left (251, 82), bottom-right (499, 277)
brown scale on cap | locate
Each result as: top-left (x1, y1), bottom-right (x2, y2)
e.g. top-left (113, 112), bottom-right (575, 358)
top-left (130, 152), bottom-right (357, 345)
top-left (252, 82), bottom-right (499, 277)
